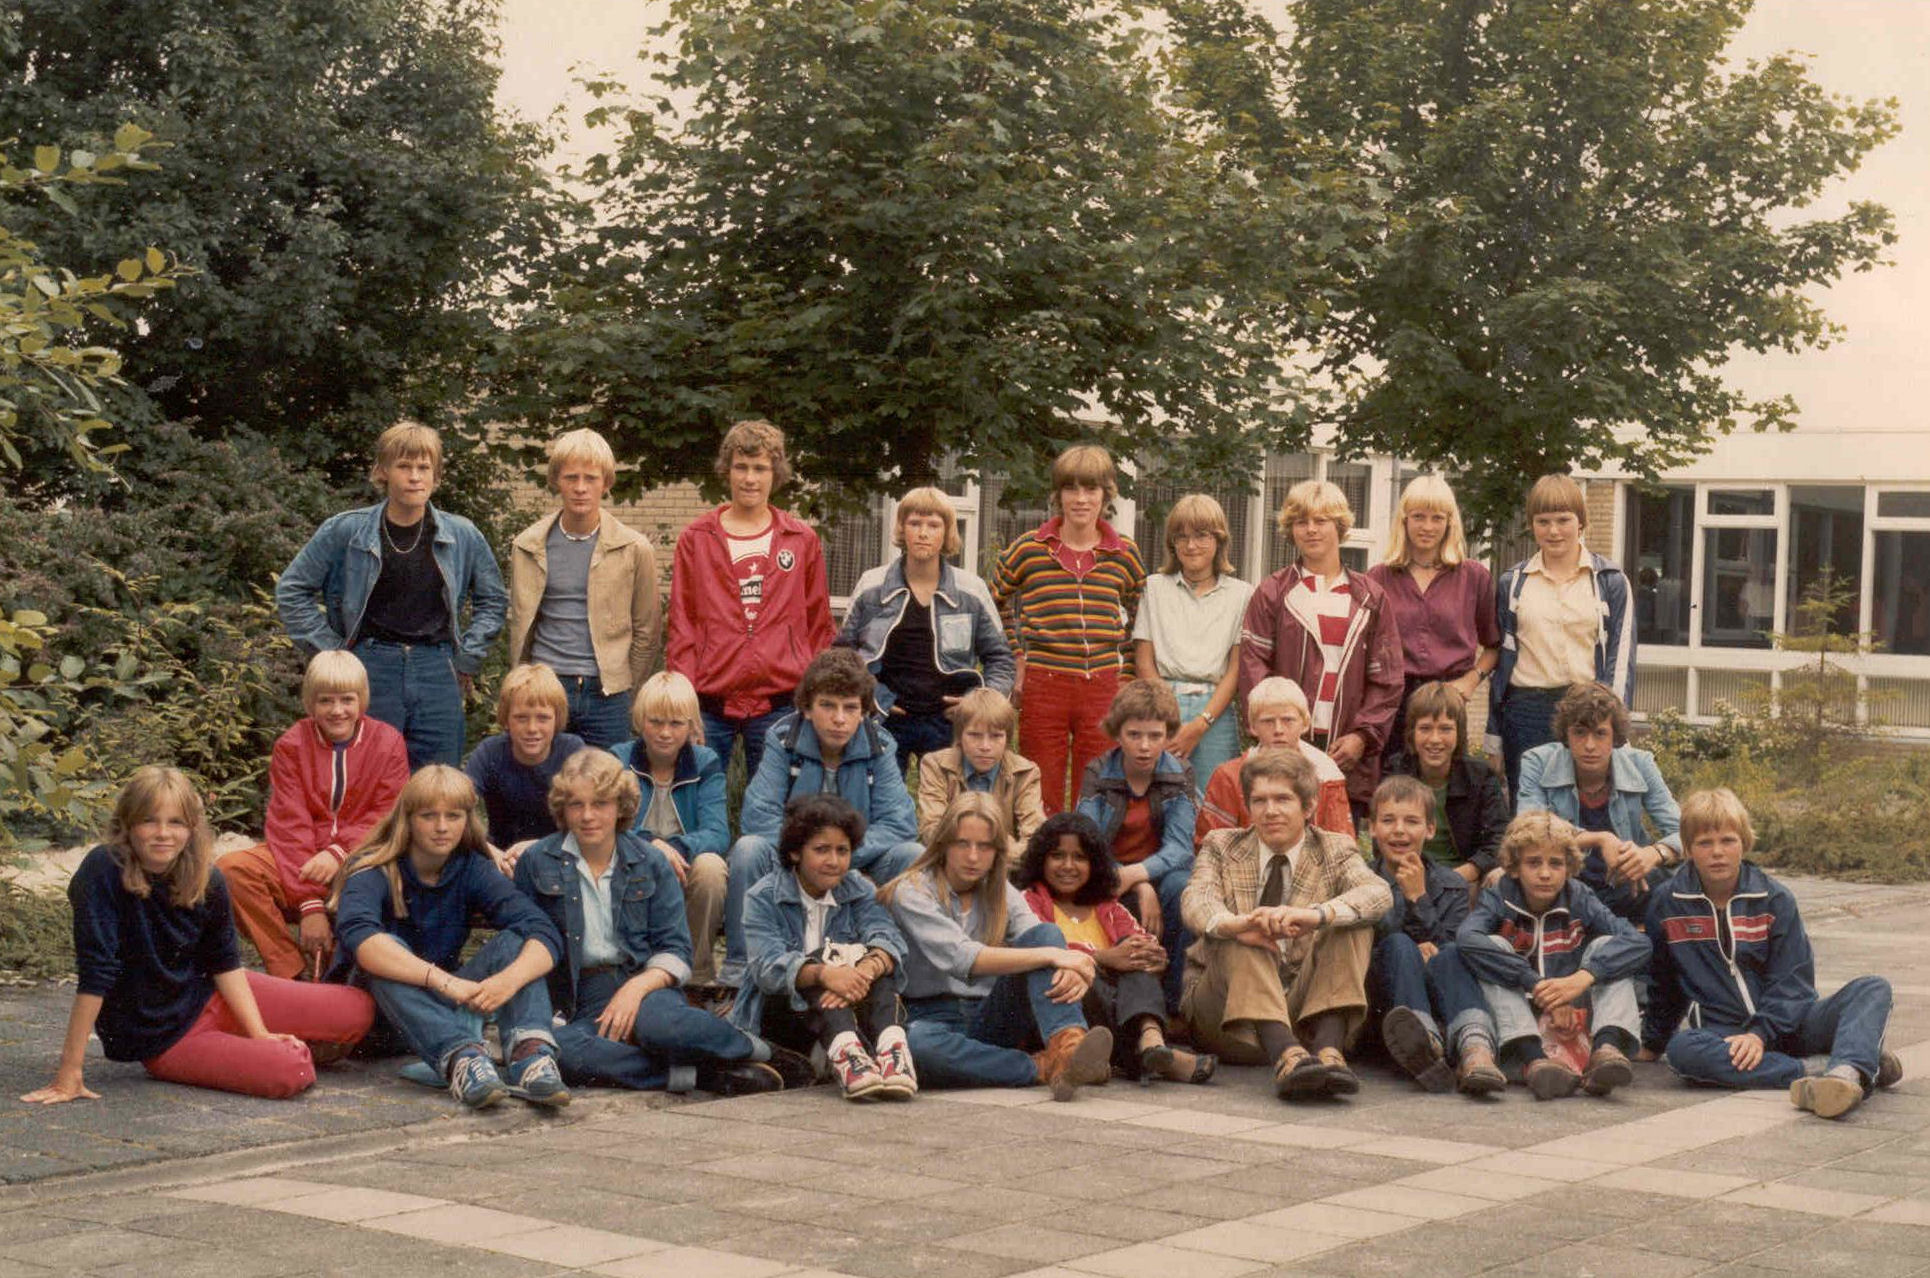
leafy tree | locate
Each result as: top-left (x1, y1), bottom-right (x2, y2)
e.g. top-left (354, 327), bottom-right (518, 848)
top-left (492, 0), bottom-right (1379, 510)
top-left (1281, 0), bottom-right (1898, 532)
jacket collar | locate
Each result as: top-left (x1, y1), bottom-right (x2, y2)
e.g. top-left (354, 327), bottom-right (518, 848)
top-left (525, 830), bottom-right (654, 875)
top-left (305, 717), bottom-right (366, 750)
top-left (1385, 750), bottom-right (1476, 796)
top-left (694, 503), bottom-right (811, 541)
top-left (513, 509), bottom-right (641, 555)
top-left (1037, 515), bottom-right (1125, 554)
top-left (783, 713), bottom-right (880, 764)
top-left (355, 500), bottom-right (452, 548)
top-left (1534, 745), bottom-right (1648, 794)
top-left (875, 556), bottom-right (962, 606)
top-left (1497, 876), bottom-right (1576, 922)
top-left (1669, 859), bottom-right (1771, 902)
top-left (769, 867), bottom-right (875, 907)
top-left (1090, 746), bottom-right (1188, 791)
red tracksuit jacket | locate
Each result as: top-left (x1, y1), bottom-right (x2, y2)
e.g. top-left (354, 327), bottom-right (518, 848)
top-left (263, 717), bottom-right (408, 916)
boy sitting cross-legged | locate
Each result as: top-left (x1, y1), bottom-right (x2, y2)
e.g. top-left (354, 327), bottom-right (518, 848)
top-left (1641, 787), bottom-right (1902, 1119)
top-left (1444, 811), bottom-right (1650, 1100)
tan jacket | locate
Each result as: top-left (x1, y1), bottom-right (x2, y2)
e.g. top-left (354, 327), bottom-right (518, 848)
top-left (917, 747), bottom-right (1046, 861)
top-left (508, 510), bottom-right (661, 695)
top-left (1181, 824), bottom-right (1390, 989)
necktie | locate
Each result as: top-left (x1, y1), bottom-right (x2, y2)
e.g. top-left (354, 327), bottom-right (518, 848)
top-left (1258, 853), bottom-right (1288, 908)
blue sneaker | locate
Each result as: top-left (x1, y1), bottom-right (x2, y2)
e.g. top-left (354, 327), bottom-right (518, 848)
top-left (447, 1049), bottom-right (507, 1109)
top-left (505, 1050), bottom-right (571, 1108)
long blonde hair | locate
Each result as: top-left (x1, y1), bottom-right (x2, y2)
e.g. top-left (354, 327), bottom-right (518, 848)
top-left (1382, 474), bottom-right (1470, 568)
top-left (330, 765), bottom-right (488, 918)
top-left (880, 792), bottom-right (1015, 945)
top-left (107, 766), bottom-right (215, 908)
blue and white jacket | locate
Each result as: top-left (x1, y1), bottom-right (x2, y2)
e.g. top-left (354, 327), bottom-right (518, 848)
top-left (1455, 875), bottom-right (1650, 992)
top-left (1486, 549), bottom-right (1635, 754)
top-left (1640, 861), bottom-right (1818, 1053)
top-left (837, 558), bottom-right (1015, 712)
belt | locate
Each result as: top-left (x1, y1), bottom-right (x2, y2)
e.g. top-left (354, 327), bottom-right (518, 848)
top-left (1169, 680), bottom-right (1215, 697)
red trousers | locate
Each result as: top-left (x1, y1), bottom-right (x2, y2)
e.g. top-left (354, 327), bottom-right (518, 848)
top-left (143, 972), bottom-right (375, 1099)
top-left (217, 843), bottom-right (308, 980)
top-left (1020, 665), bottom-right (1119, 814)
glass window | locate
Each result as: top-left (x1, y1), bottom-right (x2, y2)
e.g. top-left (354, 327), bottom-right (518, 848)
top-left (1624, 486), bottom-right (1693, 646)
top-left (1876, 491), bottom-right (1930, 520)
top-left (1874, 530), bottom-right (1930, 657)
top-left (820, 502), bottom-right (882, 599)
top-left (1701, 527), bottom-right (1777, 649)
top-left (1787, 486), bottom-right (1863, 637)
top-left (1341, 545), bottom-right (1369, 573)
top-left (1328, 460), bottom-right (1373, 532)
top-left (1708, 489), bottom-right (1774, 517)
top-left (1263, 452), bottom-right (1316, 575)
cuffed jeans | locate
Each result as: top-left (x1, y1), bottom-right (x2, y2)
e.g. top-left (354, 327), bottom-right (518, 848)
top-left (1664, 976), bottom-right (1892, 1089)
top-left (553, 967), bottom-right (757, 1090)
top-left (356, 637), bottom-right (465, 770)
top-left (558, 673), bottom-right (634, 750)
top-left (1173, 684), bottom-right (1240, 797)
top-left (367, 930), bottom-right (558, 1079)
top-left (904, 925), bottom-right (1087, 1088)
top-left (1466, 933), bottom-right (1640, 1058)
top-left (700, 701), bottom-right (791, 784)
top-left (1370, 934), bottom-right (1494, 1058)
top-left (719, 834), bottom-right (924, 985)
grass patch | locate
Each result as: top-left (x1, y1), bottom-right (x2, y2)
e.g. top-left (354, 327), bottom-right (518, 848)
top-left (0, 880), bottom-right (74, 981)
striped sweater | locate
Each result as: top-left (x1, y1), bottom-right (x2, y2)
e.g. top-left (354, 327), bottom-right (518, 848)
top-left (991, 517), bottom-right (1146, 678)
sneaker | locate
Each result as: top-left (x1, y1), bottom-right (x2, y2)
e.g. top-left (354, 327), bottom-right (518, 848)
top-left (1382, 1007), bottom-right (1453, 1094)
top-left (1317, 1046), bottom-right (1360, 1096)
top-left (1032, 1026), bottom-right (1113, 1101)
top-left (1455, 1042), bottom-right (1507, 1096)
top-left (505, 1050), bottom-right (571, 1108)
top-left (873, 1033), bottom-right (919, 1099)
top-left (1792, 1072), bottom-right (1865, 1120)
top-left (1581, 1044), bottom-right (1634, 1097)
top-left (694, 1059), bottom-right (785, 1096)
top-left (1877, 1049), bottom-right (1905, 1090)
top-left (1524, 1058), bottom-right (1581, 1101)
top-left (829, 1041), bottom-right (887, 1101)
top-left (447, 1049), bottom-right (507, 1109)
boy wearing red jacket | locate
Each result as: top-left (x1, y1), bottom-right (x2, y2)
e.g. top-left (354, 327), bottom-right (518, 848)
top-left (219, 651), bottom-right (408, 979)
top-left (666, 420), bottom-right (834, 780)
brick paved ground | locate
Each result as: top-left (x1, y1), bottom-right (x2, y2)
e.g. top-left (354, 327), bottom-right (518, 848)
top-left (4, 874), bottom-right (1930, 1276)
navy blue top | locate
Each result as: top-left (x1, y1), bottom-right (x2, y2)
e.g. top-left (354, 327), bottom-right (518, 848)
top-left (334, 847), bottom-right (563, 972)
top-left (462, 732), bottom-right (587, 847)
top-left (1577, 797), bottom-right (1616, 836)
top-left (69, 845), bottom-right (241, 1062)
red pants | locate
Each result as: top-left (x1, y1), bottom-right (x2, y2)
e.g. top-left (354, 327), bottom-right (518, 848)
top-left (217, 843), bottom-right (307, 980)
top-left (1020, 666), bottom-right (1119, 814)
top-left (143, 972), bottom-right (375, 1099)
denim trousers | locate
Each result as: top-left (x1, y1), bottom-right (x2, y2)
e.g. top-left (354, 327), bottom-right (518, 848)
top-left (1368, 933), bottom-right (1493, 1057)
top-left (1121, 864), bottom-right (1192, 1015)
top-left (367, 930), bottom-right (558, 1079)
top-left (558, 673), bottom-right (634, 750)
top-left (1499, 684), bottom-right (1568, 800)
top-left (1664, 975), bottom-right (1892, 1088)
top-left (1172, 685), bottom-right (1240, 797)
top-left (760, 981), bottom-right (904, 1054)
top-left (719, 834), bottom-right (924, 985)
top-left (904, 925), bottom-right (1087, 1088)
top-left (552, 968), bottom-right (756, 1090)
top-left (1465, 933), bottom-right (1640, 1058)
top-left (700, 702), bottom-right (792, 784)
top-left (884, 708), bottom-right (954, 775)
top-left (356, 637), bottom-right (465, 770)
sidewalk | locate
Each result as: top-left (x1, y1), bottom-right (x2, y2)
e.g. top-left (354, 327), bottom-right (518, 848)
top-left (3, 873), bottom-right (1930, 1276)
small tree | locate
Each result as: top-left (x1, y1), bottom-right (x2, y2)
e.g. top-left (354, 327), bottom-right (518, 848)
top-left (1754, 568), bottom-right (1881, 781)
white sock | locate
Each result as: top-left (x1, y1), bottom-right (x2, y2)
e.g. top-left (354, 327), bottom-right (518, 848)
top-left (827, 1030), bottom-right (862, 1057)
top-left (1826, 1063), bottom-right (1862, 1085)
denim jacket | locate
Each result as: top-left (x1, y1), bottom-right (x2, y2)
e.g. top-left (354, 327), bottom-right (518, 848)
top-left (1075, 747), bottom-right (1197, 883)
top-left (512, 830), bottom-right (692, 1020)
top-left (739, 712), bottom-right (919, 864)
top-left (609, 740), bottom-right (731, 860)
top-left (837, 559), bottom-right (1015, 711)
top-left (1517, 741), bottom-right (1680, 919)
top-left (276, 501), bottom-right (508, 674)
top-left (729, 868), bottom-right (907, 1033)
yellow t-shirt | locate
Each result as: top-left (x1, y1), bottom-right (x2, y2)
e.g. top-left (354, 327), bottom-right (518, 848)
top-left (1051, 903), bottom-right (1112, 951)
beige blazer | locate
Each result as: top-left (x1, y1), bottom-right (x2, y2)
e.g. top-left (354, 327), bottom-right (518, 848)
top-left (508, 510), bottom-right (661, 695)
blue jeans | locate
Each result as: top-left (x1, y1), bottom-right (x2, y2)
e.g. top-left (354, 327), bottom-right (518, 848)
top-left (1122, 864), bottom-right (1191, 1015)
top-left (367, 931), bottom-right (557, 1078)
top-left (553, 968), bottom-right (756, 1090)
top-left (356, 638), bottom-right (465, 769)
top-left (1500, 685), bottom-right (1567, 799)
top-left (884, 708), bottom-right (954, 775)
top-left (719, 834), bottom-right (924, 985)
top-left (700, 702), bottom-right (792, 783)
top-left (905, 925), bottom-right (1087, 1088)
top-left (1664, 976), bottom-right (1892, 1089)
top-left (558, 674), bottom-right (634, 751)
top-left (1372, 934), bottom-right (1494, 1058)
top-left (1173, 685), bottom-right (1240, 797)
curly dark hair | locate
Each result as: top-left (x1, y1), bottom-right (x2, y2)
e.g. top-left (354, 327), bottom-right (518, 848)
top-left (1013, 812), bottom-right (1120, 906)
top-left (1551, 682), bottom-right (1631, 748)
top-left (777, 794), bottom-right (867, 869)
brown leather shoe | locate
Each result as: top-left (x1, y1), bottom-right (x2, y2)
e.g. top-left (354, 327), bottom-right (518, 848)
top-left (1525, 1057), bottom-right (1581, 1101)
top-left (1273, 1045), bottom-right (1326, 1100)
top-left (1032, 1026), bottom-right (1113, 1101)
top-left (1455, 1043), bottom-right (1507, 1096)
top-left (1582, 1043), bottom-right (1634, 1096)
top-left (1317, 1046), bottom-right (1360, 1096)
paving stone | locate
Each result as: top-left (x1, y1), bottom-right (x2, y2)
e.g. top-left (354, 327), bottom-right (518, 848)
top-left (1739, 1236), bottom-right (1928, 1276)
top-left (1721, 1181), bottom-right (1890, 1218)
top-left (1321, 1184), bottom-right (1489, 1220)
top-left (364, 1203), bottom-right (556, 1244)
top-left (260, 1184), bottom-right (447, 1221)
top-left (1480, 1242), bottom-right (1712, 1278)
top-left (475, 1225), bottom-right (666, 1267)
top-left (1243, 1201), bottom-right (1420, 1239)
top-left (1063, 1241), bottom-right (1266, 1278)
top-left (1392, 1165), bottom-right (1558, 1202)
top-left (1592, 1165), bottom-right (1758, 1199)
top-left (0, 1223), bottom-right (192, 1271)
top-left (1589, 1202), bottom-right (1828, 1261)
top-left (1159, 1221), bottom-right (1352, 1265)
top-left (941, 1223), bottom-right (1119, 1264)
top-left (1336, 1135), bottom-right (1502, 1164)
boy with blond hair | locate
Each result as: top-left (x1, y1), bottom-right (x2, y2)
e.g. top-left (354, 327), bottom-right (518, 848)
top-left (219, 651), bottom-right (408, 980)
top-left (507, 427), bottom-right (662, 748)
top-left (277, 422), bottom-right (507, 768)
top-left (463, 663), bottom-right (588, 851)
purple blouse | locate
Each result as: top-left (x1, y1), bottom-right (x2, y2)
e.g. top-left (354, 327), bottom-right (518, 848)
top-left (1366, 560), bottom-right (1501, 684)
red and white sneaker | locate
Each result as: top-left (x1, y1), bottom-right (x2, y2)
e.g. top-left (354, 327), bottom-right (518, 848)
top-left (873, 1030), bottom-right (918, 1100)
top-left (828, 1040), bottom-right (887, 1102)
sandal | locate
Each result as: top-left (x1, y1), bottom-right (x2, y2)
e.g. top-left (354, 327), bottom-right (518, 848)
top-left (1273, 1045), bottom-right (1327, 1100)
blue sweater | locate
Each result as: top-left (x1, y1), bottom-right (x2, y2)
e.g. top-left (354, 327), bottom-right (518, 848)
top-left (1455, 875), bottom-right (1650, 991)
top-left (462, 732), bottom-right (587, 847)
top-left (1642, 862), bottom-right (1818, 1052)
top-left (334, 847), bottom-right (563, 973)
top-left (69, 845), bottom-right (242, 1061)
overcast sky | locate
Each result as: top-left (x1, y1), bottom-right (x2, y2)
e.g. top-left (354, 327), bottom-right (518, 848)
top-left (493, 1), bottom-right (1930, 437)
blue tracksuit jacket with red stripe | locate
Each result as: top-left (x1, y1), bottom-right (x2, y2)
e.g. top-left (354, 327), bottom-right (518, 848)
top-left (1455, 875), bottom-right (1650, 993)
top-left (1640, 861), bottom-right (1817, 1053)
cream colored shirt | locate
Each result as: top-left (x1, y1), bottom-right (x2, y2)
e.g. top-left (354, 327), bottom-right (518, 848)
top-left (1511, 554), bottom-right (1600, 689)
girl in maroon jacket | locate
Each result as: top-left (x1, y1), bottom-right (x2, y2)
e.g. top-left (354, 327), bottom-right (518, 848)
top-left (1014, 813), bottom-right (1215, 1084)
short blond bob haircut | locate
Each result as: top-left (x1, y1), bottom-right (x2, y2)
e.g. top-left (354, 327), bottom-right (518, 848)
top-left (1246, 675), bottom-right (1310, 720)
top-left (894, 487), bottom-right (962, 557)
top-left (369, 421), bottom-right (442, 494)
top-left (1526, 473), bottom-right (1588, 527)
top-left (301, 649), bottom-right (370, 714)
top-left (1679, 787), bottom-right (1756, 856)
top-left (1276, 477), bottom-right (1354, 540)
top-left (1383, 474), bottom-right (1471, 568)
top-left (548, 427), bottom-right (617, 490)
top-left (948, 686), bottom-right (1018, 742)
top-left (1160, 493), bottom-right (1234, 576)
top-left (630, 669), bottom-right (705, 743)
top-left (1498, 810), bottom-right (1585, 875)
top-left (548, 747), bottom-right (642, 831)
top-left (1239, 745), bottom-right (1320, 813)
top-left (715, 419), bottom-right (793, 489)
top-left (1102, 677), bottom-right (1181, 738)
top-left (1049, 444), bottom-right (1118, 516)
top-left (109, 766), bottom-right (216, 909)
top-left (496, 663), bottom-right (571, 732)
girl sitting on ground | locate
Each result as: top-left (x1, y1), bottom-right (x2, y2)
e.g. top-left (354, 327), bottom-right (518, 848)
top-left (22, 767), bottom-right (374, 1105)
top-left (734, 794), bottom-right (916, 1100)
top-left (1014, 812), bottom-right (1216, 1085)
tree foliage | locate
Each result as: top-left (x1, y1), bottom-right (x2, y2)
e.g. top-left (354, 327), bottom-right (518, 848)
top-left (1281, 0), bottom-right (1898, 532)
top-left (493, 0), bottom-right (1382, 510)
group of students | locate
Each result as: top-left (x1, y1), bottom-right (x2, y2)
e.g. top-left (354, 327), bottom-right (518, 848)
top-left (20, 423), bottom-right (1900, 1126)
